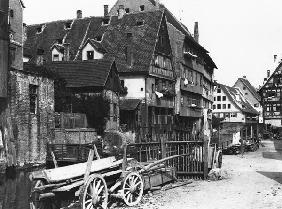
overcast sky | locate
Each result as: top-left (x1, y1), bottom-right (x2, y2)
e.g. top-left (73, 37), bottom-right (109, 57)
top-left (23, 0), bottom-right (282, 88)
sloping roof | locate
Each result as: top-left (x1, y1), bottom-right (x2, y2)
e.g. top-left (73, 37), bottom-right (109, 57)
top-left (24, 16), bottom-right (104, 63)
top-left (24, 10), bottom-right (164, 74)
top-left (84, 39), bottom-right (107, 54)
top-left (218, 83), bottom-right (259, 115)
top-left (47, 58), bottom-right (115, 88)
top-left (120, 99), bottom-right (141, 110)
top-left (236, 78), bottom-right (261, 101)
top-left (259, 62), bottom-right (282, 92)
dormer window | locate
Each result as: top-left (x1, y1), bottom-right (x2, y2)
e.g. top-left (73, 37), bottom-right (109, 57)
top-left (57, 39), bottom-right (63, 44)
top-left (36, 25), bottom-right (45, 34)
top-left (125, 8), bottom-right (130, 13)
top-left (102, 18), bottom-right (110, 25)
top-left (136, 21), bottom-right (144, 26)
top-left (65, 22), bottom-right (72, 30)
top-left (87, 51), bottom-right (94, 60)
top-left (95, 35), bottom-right (102, 42)
top-left (140, 5), bottom-right (145, 11)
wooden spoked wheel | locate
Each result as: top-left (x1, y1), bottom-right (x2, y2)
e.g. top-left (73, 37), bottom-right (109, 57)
top-left (121, 172), bottom-right (144, 206)
top-left (30, 180), bottom-right (59, 209)
top-left (79, 174), bottom-right (108, 209)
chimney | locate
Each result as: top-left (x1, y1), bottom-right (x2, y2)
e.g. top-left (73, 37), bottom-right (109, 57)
top-left (76, 10), bottom-right (82, 19)
top-left (63, 43), bottom-right (70, 61)
top-left (243, 75), bottom-right (246, 79)
top-left (267, 70), bottom-right (270, 78)
top-left (118, 5), bottom-right (125, 19)
top-left (194, 22), bottom-right (199, 43)
top-left (155, 0), bottom-right (160, 9)
top-left (126, 32), bottom-right (133, 67)
top-left (104, 5), bottom-right (109, 17)
top-left (274, 54), bottom-right (277, 63)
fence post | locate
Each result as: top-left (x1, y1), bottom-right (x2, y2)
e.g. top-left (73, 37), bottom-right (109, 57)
top-left (203, 135), bottom-right (209, 179)
top-left (161, 134), bottom-right (167, 159)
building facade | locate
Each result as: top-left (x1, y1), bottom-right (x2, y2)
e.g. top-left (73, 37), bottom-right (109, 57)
top-left (213, 83), bottom-right (259, 146)
top-left (259, 62), bottom-right (282, 131)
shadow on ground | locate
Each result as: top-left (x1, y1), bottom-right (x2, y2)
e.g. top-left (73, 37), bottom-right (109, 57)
top-left (257, 171), bottom-right (282, 184)
top-left (262, 152), bottom-right (282, 161)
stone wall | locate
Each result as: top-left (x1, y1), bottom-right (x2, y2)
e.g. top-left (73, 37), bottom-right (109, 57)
top-left (0, 70), bottom-right (54, 168)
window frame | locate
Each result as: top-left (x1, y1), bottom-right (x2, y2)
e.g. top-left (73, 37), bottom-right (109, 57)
top-left (29, 84), bottom-right (38, 114)
top-left (87, 50), bottom-right (94, 60)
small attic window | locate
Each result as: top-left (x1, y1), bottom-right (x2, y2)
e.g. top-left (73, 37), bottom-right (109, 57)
top-left (102, 18), bottom-right (110, 25)
top-left (95, 35), bottom-right (103, 42)
top-left (136, 21), bottom-right (144, 26)
top-left (36, 25), bottom-right (45, 34)
top-left (57, 39), bottom-right (63, 44)
top-left (65, 22), bottom-right (72, 29)
top-left (140, 5), bottom-right (145, 11)
top-left (125, 8), bottom-right (130, 13)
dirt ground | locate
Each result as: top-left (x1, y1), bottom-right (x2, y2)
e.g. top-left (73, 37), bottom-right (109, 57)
top-left (120, 139), bottom-right (282, 209)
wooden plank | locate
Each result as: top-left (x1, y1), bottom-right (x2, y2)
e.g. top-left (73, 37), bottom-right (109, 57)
top-left (42, 157), bottom-right (126, 183)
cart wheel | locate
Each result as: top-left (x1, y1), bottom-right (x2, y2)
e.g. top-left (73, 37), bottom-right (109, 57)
top-left (79, 174), bottom-right (108, 209)
top-left (216, 151), bottom-right (222, 168)
top-left (30, 180), bottom-right (59, 209)
top-left (121, 172), bottom-right (144, 206)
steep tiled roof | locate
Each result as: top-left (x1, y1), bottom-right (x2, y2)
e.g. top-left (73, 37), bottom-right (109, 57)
top-left (120, 99), bottom-right (141, 110)
top-left (24, 10), bottom-right (164, 74)
top-left (47, 59), bottom-right (115, 88)
top-left (236, 78), bottom-right (261, 101)
top-left (218, 83), bottom-right (259, 115)
top-left (24, 16), bottom-right (104, 63)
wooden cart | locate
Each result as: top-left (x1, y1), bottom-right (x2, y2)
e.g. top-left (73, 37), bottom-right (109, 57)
top-left (29, 140), bottom-right (183, 209)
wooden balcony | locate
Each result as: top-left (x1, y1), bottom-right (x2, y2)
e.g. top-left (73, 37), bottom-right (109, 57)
top-left (180, 79), bottom-right (203, 95)
top-left (179, 106), bottom-right (202, 117)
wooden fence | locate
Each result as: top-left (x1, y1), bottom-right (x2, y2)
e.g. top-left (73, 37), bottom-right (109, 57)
top-left (128, 127), bottom-right (208, 179)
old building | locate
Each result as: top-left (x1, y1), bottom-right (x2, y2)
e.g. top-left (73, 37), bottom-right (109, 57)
top-left (234, 76), bottom-right (263, 124)
top-left (259, 62), bottom-right (282, 133)
top-left (0, 0), bottom-right (55, 170)
top-left (49, 59), bottom-right (122, 134)
top-left (213, 83), bottom-right (259, 146)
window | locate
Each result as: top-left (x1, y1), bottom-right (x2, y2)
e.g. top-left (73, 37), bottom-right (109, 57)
top-left (245, 92), bottom-right (248, 95)
top-left (102, 18), bottom-right (110, 25)
top-left (10, 9), bottom-right (14, 18)
top-left (65, 22), bottom-right (72, 29)
top-left (222, 96), bottom-right (226, 101)
top-left (36, 26), bottom-right (42, 33)
top-left (228, 104), bottom-right (231, 109)
top-left (223, 104), bottom-right (226, 109)
top-left (243, 87), bottom-right (246, 90)
top-left (231, 113), bottom-right (237, 117)
top-left (217, 88), bottom-right (221, 93)
top-left (95, 35), bottom-right (103, 42)
top-left (136, 21), bottom-right (144, 26)
top-left (125, 8), bottom-right (130, 13)
top-left (214, 97), bottom-right (216, 101)
top-left (217, 104), bottom-right (221, 109)
top-left (120, 80), bottom-right (125, 88)
top-left (254, 103), bottom-right (259, 108)
top-left (213, 105), bottom-right (216, 110)
top-left (87, 51), bottom-right (94, 60)
top-left (152, 84), bottom-right (155, 93)
top-left (141, 88), bottom-right (143, 92)
top-left (53, 54), bottom-right (59, 61)
top-left (29, 85), bottom-right (38, 114)
top-left (140, 5), bottom-right (145, 11)
top-left (217, 96), bottom-right (221, 101)
top-left (113, 103), bottom-right (118, 121)
top-left (10, 47), bottom-right (16, 63)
